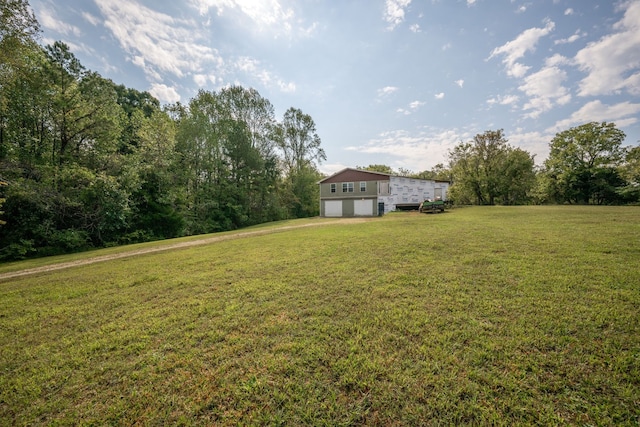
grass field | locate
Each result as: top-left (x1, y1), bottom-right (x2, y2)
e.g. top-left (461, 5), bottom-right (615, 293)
top-left (1, 206), bottom-right (639, 425)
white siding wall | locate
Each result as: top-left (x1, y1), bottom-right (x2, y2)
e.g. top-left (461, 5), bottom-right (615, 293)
top-left (378, 177), bottom-right (449, 213)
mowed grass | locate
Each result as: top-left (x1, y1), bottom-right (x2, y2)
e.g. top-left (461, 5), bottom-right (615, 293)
top-left (1, 206), bottom-right (639, 425)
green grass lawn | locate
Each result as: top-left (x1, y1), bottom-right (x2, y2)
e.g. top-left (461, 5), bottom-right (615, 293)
top-left (1, 206), bottom-right (639, 425)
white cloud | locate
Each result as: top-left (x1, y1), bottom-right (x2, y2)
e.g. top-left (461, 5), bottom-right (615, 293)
top-left (344, 128), bottom-right (471, 171)
top-left (193, 74), bottom-right (207, 86)
top-left (82, 12), bottom-right (100, 26)
top-left (39, 6), bottom-right (82, 36)
top-left (193, 73), bottom-right (218, 86)
top-left (96, 0), bottom-right (223, 82)
top-left (96, 0), bottom-right (293, 94)
top-left (564, 8), bottom-right (574, 15)
top-left (384, 0), bottom-right (412, 30)
top-left (277, 81), bottom-right (297, 93)
top-left (555, 29), bottom-right (585, 45)
top-left (149, 83), bottom-right (181, 103)
top-left (518, 65), bottom-right (571, 119)
top-left (545, 53), bottom-right (570, 67)
top-left (442, 42), bottom-right (452, 51)
top-left (622, 73), bottom-right (640, 96)
top-left (509, 63), bottom-right (531, 78)
top-left (299, 21), bottom-right (320, 38)
top-left (574, 1), bottom-right (640, 96)
top-left (41, 33), bottom-right (95, 57)
top-left (236, 57), bottom-right (296, 93)
top-left (397, 100), bottom-right (425, 115)
top-left (435, 92), bottom-right (445, 99)
top-left (409, 24), bottom-right (421, 33)
top-left (508, 131), bottom-right (553, 164)
top-left (454, 79), bottom-right (464, 88)
top-left (546, 100), bottom-right (640, 133)
top-left (378, 86), bottom-right (399, 97)
top-left (487, 94), bottom-right (519, 106)
top-left (191, 0), bottom-right (300, 36)
top-left (488, 19), bottom-right (555, 78)
top-left (467, 0), bottom-right (477, 6)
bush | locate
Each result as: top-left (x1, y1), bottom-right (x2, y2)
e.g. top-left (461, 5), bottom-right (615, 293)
top-left (0, 239), bottom-right (36, 260)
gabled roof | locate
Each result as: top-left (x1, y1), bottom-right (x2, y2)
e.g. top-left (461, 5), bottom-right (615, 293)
top-left (318, 167), bottom-right (452, 184)
top-left (318, 168), bottom-right (391, 184)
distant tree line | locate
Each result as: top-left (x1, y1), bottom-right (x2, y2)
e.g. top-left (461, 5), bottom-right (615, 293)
top-left (363, 123), bottom-right (640, 207)
top-left (0, 0), bottom-right (325, 259)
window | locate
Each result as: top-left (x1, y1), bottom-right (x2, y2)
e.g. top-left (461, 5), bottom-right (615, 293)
top-left (342, 182), bottom-right (354, 193)
top-left (360, 182), bottom-right (366, 192)
top-left (330, 183), bottom-right (336, 193)
top-left (379, 181), bottom-right (390, 195)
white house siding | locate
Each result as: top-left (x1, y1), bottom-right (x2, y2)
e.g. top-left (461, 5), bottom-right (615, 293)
top-left (378, 176), bottom-right (449, 213)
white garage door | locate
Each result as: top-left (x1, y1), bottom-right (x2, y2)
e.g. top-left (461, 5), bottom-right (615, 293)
top-left (354, 199), bottom-right (374, 216)
top-left (324, 200), bottom-right (343, 217)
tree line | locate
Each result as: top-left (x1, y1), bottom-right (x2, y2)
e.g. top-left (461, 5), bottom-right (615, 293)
top-left (0, 0), bottom-right (325, 259)
top-left (2, 0), bottom-right (639, 260)
top-left (366, 124), bottom-right (639, 207)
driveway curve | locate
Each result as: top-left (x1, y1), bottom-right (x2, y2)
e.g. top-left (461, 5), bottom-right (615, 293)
top-left (0, 218), bottom-right (370, 281)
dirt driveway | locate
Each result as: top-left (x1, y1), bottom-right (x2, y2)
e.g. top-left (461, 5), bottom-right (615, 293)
top-left (0, 218), bottom-right (370, 281)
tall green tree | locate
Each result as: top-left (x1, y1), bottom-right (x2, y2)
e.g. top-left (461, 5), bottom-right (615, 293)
top-left (76, 72), bottom-right (125, 170)
top-left (498, 148), bottom-right (536, 205)
top-left (448, 141), bottom-right (481, 204)
top-left (43, 42), bottom-right (123, 168)
top-left (130, 108), bottom-right (183, 239)
top-left (44, 41), bottom-right (86, 165)
top-left (217, 86), bottom-right (282, 223)
top-left (114, 84), bottom-right (160, 155)
top-left (0, 0), bottom-right (39, 89)
top-left (0, 0), bottom-right (42, 161)
top-left (543, 122), bottom-right (626, 204)
top-left (220, 118), bottom-right (260, 227)
top-left (278, 108), bottom-right (325, 174)
top-left (0, 45), bottom-right (49, 166)
top-left (0, 0), bottom-right (38, 52)
top-left (284, 164), bottom-right (323, 218)
top-left (173, 88), bottom-right (286, 232)
top-left (217, 86), bottom-right (276, 154)
top-left (448, 129), bottom-right (535, 205)
top-left (618, 145), bottom-right (640, 202)
top-left (276, 107), bottom-right (325, 217)
top-left (173, 91), bottom-right (228, 233)
top-left (473, 129), bottom-right (508, 205)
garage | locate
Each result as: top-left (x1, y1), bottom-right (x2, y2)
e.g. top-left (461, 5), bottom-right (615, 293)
top-left (354, 199), bottom-right (374, 216)
top-left (324, 200), bottom-right (343, 217)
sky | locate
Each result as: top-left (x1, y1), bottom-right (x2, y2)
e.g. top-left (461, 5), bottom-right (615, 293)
top-left (30, 0), bottom-right (640, 175)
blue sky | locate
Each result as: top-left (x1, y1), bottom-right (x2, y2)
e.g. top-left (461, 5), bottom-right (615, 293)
top-left (30, 0), bottom-right (640, 174)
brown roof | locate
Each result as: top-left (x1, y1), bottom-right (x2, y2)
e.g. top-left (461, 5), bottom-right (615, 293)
top-left (318, 168), bottom-right (391, 184)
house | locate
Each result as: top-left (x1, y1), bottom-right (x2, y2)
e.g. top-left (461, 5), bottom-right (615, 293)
top-left (318, 168), bottom-right (450, 217)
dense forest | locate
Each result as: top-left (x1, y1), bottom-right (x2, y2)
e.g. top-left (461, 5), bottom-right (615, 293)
top-left (1, 1), bottom-right (639, 260)
top-left (0, 0), bottom-right (327, 259)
